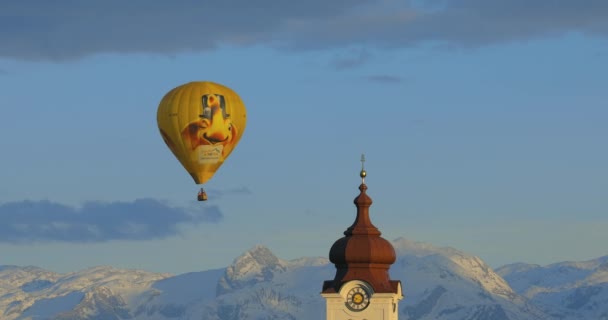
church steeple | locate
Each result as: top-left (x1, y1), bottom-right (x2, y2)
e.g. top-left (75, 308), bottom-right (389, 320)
top-left (324, 159), bottom-right (399, 293)
top-left (321, 156), bottom-right (402, 320)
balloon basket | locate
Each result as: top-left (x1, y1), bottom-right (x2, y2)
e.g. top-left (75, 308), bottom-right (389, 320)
top-left (197, 188), bottom-right (208, 201)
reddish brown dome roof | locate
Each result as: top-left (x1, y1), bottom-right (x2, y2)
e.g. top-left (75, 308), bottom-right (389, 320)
top-left (323, 182), bottom-right (399, 294)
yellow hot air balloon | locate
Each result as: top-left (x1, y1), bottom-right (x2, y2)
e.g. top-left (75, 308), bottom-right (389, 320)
top-left (157, 81), bottom-right (247, 200)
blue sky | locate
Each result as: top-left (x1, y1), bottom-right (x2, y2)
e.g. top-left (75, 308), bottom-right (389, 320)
top-left (1, 0), bottom-right (607, 274)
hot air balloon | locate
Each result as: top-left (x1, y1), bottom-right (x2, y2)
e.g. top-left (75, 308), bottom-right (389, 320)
top-left (157, 81), bottom-right (247, 201)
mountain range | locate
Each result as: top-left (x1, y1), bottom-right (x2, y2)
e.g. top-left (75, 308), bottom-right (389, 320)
top-left (1, 238), bottom-right (606, 320)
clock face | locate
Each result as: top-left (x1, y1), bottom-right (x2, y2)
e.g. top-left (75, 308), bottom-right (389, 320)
top-left (346, 287), bottom-right (370, 312)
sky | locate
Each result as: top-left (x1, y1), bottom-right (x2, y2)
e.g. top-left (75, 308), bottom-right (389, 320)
top-left (0, 0), bottom-right (607, 275)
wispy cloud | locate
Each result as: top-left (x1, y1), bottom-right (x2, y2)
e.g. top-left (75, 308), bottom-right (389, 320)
top-left (0, 199), bottom-right (223, 244)
top-left (364, 74), bottom-right (403, 84)
top-left (206, 186), bottom-right (253, 199)
top-left (330, 48), bottom-right (372, 70)
top-left (2, 0), bottom-right (607, 60)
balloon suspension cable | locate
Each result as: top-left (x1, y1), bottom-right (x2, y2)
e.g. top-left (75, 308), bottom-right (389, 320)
top-left (360, 153), bottom-right (367, 184)
top-left (198, 187), bottom-right (208, 201)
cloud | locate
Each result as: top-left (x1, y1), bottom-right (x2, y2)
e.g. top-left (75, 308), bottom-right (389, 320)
top-left (1, 0), bottom-right (607, 60)
top-left (330, 48), bottom-right (372, 70)
top-left (206, 186), bottom-right (253, 199)
top-left (0, 0), bottom-right (365, 60)
top-left (364, 74), bottom-right (403, 84)
top-left (0, 199), bottom-right (223, 244)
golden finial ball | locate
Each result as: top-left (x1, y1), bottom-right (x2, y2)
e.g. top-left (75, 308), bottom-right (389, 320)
top-left (360, 169), bottom-right (367, 178)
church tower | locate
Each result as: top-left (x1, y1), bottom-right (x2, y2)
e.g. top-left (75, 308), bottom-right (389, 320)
top-left (321, 156), bottom-right (403, 320)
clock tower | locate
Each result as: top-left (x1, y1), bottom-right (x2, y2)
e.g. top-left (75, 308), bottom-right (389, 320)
top-left (321, 157), bottom-right (403, 320)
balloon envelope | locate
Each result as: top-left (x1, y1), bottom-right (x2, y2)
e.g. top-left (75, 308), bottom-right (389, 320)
top-left (157, 81), bottom-right (246, 184)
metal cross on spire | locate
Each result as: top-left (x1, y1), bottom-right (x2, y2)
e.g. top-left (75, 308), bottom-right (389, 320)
top-left (360, 153), bottom-right (367, 183)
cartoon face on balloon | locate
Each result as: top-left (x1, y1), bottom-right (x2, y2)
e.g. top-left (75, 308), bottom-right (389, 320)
top-left (157, 81), bottom-right (246, 185)
top-left (181, 94), bottom-right (238, 160)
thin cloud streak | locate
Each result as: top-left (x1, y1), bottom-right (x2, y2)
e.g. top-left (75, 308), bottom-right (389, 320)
top-left (0, 199), bottom-right (223, 244)
top-left (364, 74), bottom-right (403, 84)
top-left (206, 186), bottom-right (253, 199)
top-left (330, 48), bottom-right (372, 70)
top-left (1, 0), bottom-right (607, 60)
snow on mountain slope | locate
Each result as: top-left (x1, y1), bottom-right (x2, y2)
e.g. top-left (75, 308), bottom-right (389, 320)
top-left (393, 238), bottom-right (515, 298)
top-left (0, 266), bottom-right (170, 320)
top-left (497, 256), bottom-right (608, 295)
top-left (201, 258), bottom-right (335, 319)
top-left (4, 239), bottom-right (605, 320)
top-left (216, 245), bottom-right (288, 295)
top-left (391, 238), bottom-right (546, 320)
top-left (1, 266), bottom-right (61, 318)
top-left (0, 246), bottom-right (331, 320)
top-left (497, 256), bottom-right (608, 320)
top-left (129, 268), bottom-right (225, 320)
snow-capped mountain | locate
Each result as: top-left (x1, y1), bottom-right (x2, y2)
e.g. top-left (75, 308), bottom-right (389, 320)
top-left (0, 265), bottom-right (170, 320)
top-left (1, 239), bottom-right (605, 319)
top-left (216, 245), bottom-right (289, 295)
top-left (391, 238), bottom-right (546, 320)
top-left (497, 256), bottom-right (608, 320)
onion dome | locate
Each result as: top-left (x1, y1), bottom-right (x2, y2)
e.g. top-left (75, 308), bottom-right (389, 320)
top-left (322, 157), bottom-right (399, 294)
